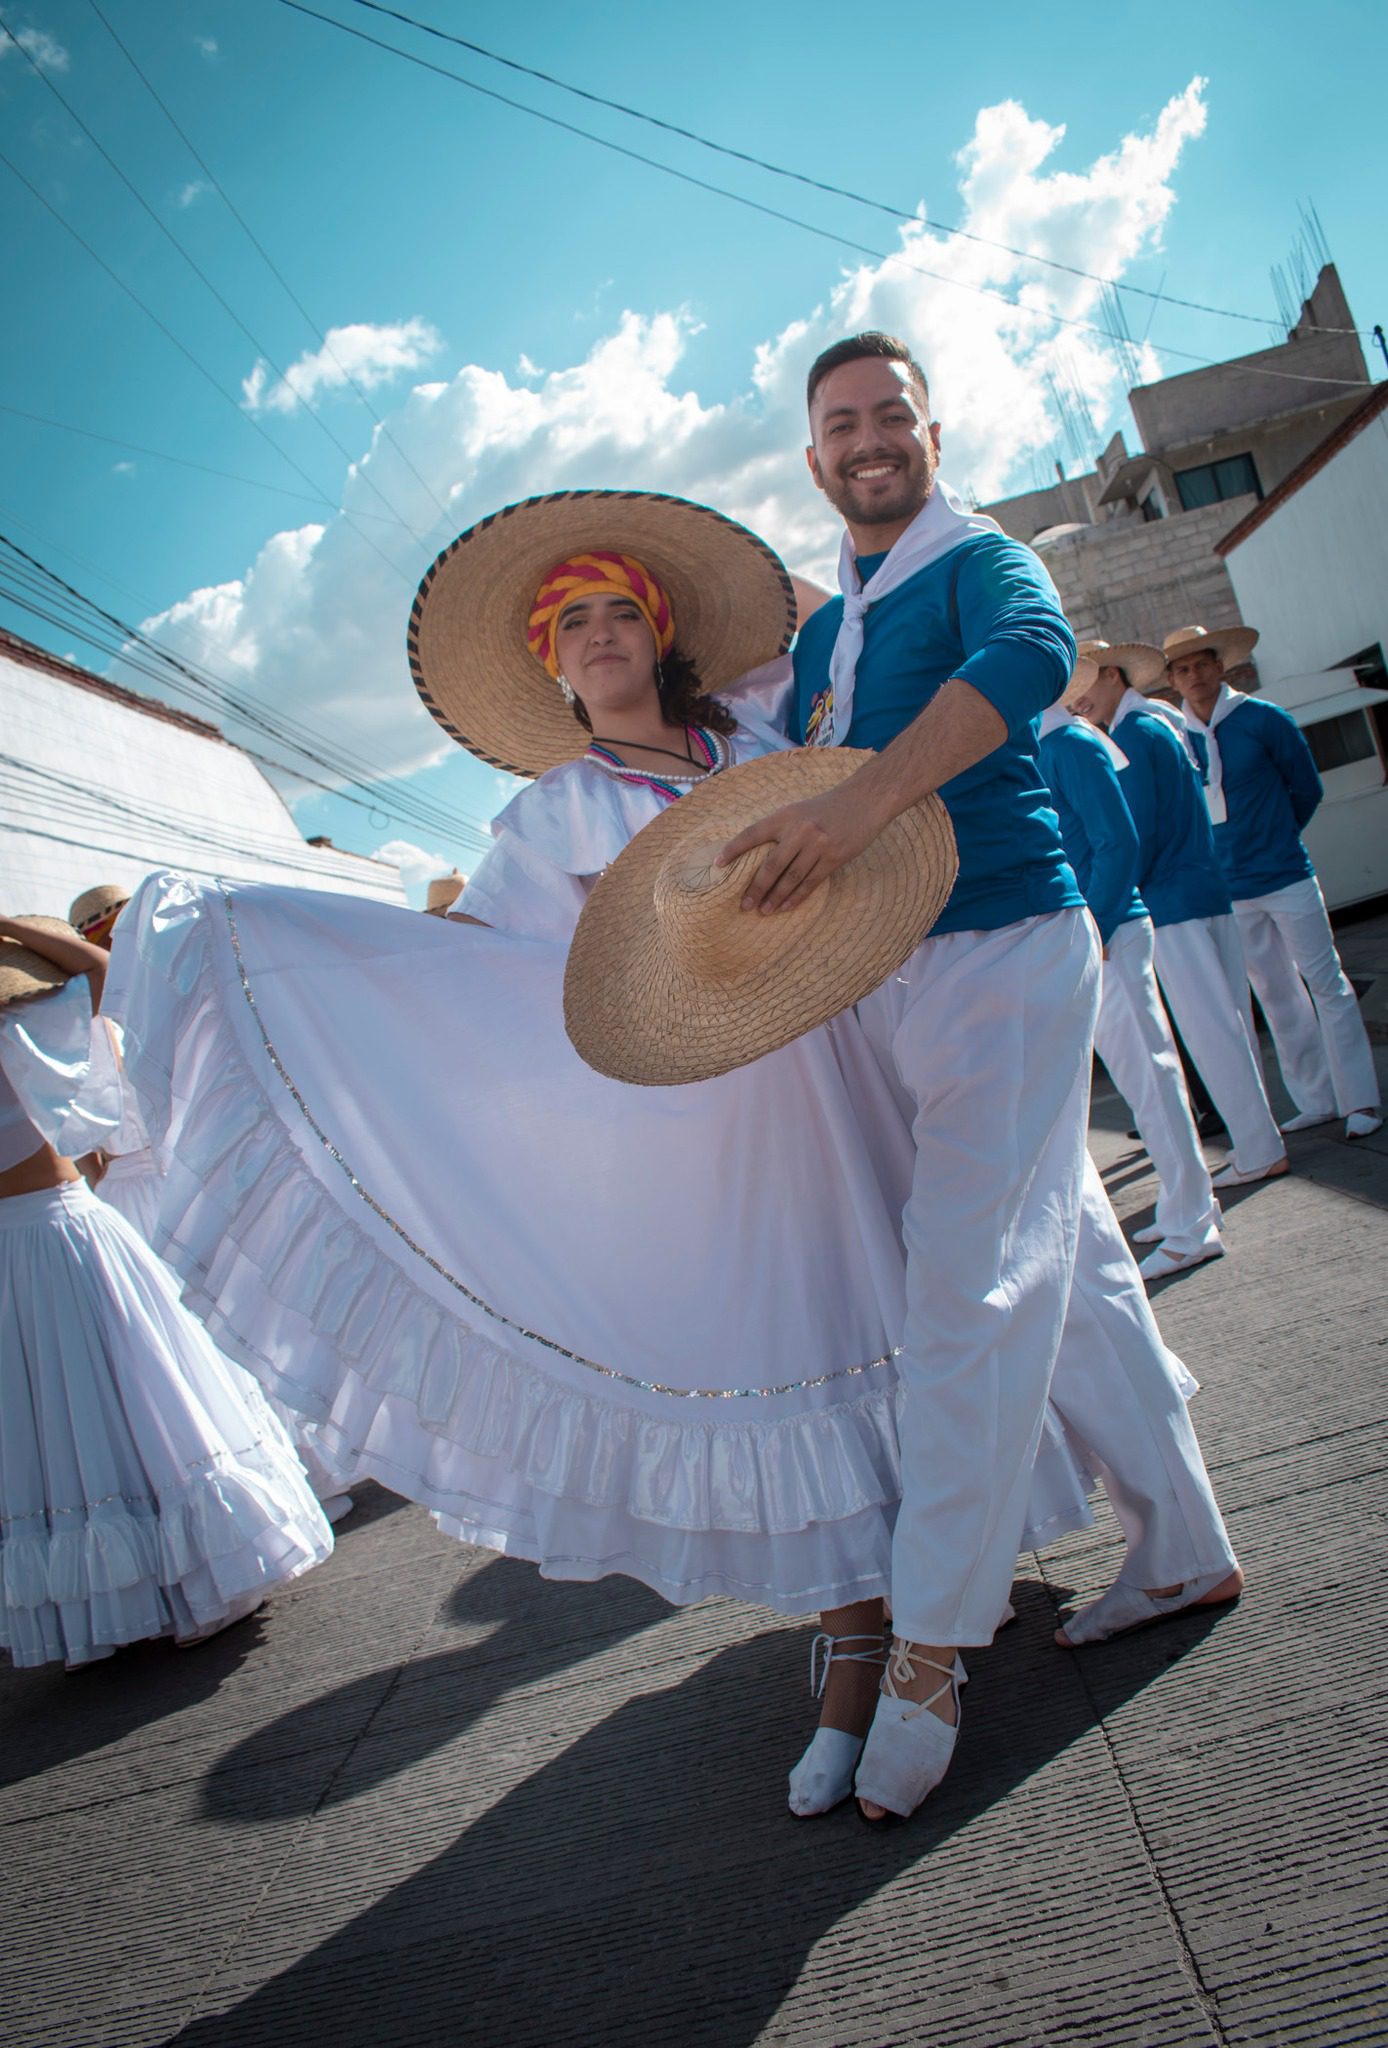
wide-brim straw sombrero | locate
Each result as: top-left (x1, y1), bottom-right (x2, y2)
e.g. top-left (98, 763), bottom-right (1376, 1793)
top-left (0, 917), bottom-right (79, 1008)
top-left (564, 750), bottom-right (958, 1086)
top-left (68, 883), bottom-right (130, 938)
top-left (1162, 623), bottom-right (1259, 670)
top-left (1066, 638), bottom-right (1167, 700)
top-left (408, 490), bottom-right (797, 779)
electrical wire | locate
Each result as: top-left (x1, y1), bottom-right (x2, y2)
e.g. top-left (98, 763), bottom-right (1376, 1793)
top-left (86, 0), bottom-right (456, 531)
top-left (276, 0), bottom-right (1373, 396)
top-left (349, 0), bottom-right (1370, 341)
top-left (0, 9), bottom-right (431, 561)
top-left (0, 536), bottom-right (497, 853)
top-left (0, 402), bottom-right (409, 522)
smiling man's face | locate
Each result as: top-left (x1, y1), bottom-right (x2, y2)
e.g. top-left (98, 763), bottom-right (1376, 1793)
top-left (806, 356), bottom-right (941, 550)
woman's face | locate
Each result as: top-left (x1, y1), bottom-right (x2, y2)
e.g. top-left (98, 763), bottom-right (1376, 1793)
top-left (554, 592), bottom-right (659, 716)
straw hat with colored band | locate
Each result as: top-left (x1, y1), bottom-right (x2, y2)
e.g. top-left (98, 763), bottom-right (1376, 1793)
top-left (1162, 623), bottom-right (1260, 670)
top-left (68, 883), bottom-right (130, 944)
top-left (564, 750), bottom-right (958, 1086)
top-left (0, 917), bottom-right (80, 1008)
top-left (408, 490), bottom-right (797, 780)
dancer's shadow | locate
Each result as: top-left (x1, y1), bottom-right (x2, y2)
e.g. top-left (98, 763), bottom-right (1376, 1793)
top-left (201, 1556), bottom-right (670, 1820)
top-left (172, 1584), bottom-right (1229, 2048)
top-left (0, 1611), bottom-right (267, 1790)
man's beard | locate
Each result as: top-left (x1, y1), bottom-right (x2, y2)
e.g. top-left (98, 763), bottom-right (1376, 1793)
top-left (822, 449), bottom-right (936, 532)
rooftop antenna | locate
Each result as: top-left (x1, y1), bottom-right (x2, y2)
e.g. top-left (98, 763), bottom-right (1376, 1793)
top-left (1101, 283), bottom-right (1142, 392)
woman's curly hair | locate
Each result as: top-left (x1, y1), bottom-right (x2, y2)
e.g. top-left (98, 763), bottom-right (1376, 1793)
top-left (569, 643), bottom-right (736, 738)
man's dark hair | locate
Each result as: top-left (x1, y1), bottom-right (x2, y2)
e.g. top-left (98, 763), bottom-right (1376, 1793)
top-left (806, 332), bottom-right (930, 414)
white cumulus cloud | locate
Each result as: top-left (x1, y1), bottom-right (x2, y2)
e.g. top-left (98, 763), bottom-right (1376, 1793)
top-left (242, 318), bottom-right (443, 415)
top-left (176, 179), bottom-right (209, 210)
top-left (372, 838), bottom-right (460, 905)
top-left (1, 23), bottom-right (70, 69)
top-left (132, 82), bottom-right (1208, 807)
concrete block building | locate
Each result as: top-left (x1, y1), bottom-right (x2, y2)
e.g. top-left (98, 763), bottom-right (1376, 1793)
top-left (982, 266), bottom-right (1373, 651)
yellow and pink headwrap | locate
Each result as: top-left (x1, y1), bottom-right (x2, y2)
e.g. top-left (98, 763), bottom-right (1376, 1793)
top-left (527, 551), bottom-right (676, 680)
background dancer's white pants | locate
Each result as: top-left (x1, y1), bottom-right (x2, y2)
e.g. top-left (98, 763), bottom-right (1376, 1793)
top-left (1048, 1160), bottom-right (1237, 1590)
top-left (1095, 918), bottom-right (1221, 1257)
top-left (858, 911), bottom-right (1099, 1646)
top-left (1153, 915), bottom-right (1284, 1173)
top-left (1234, 876), bottom-right (1381, 1117)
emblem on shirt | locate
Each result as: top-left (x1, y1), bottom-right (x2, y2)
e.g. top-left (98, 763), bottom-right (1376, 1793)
top-left (804, 685), bottom-right (833, 747)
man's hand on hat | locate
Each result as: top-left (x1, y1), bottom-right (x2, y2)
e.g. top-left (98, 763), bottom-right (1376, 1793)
top-left (716, 782), bottom-right (890, 914)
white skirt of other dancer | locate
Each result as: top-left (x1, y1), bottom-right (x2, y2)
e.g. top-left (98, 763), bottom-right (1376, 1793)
top-left (0, 1182), bottom-right (334, 1669)
top-left (106, 872), bottom-right (1100, 1617)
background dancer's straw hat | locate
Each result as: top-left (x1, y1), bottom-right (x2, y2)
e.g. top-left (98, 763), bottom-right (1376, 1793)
top-left (564, 750), bottom-right (958, 1085)
top-left (424, 870), bottom-right (466, 916)
top-left (1162, 622), bottom-right (1259, 670)
top-left (0, 917), bottom-right (80, 1008)
top-left (68, 883), bottom-right (130, 941)
top-left (1066, 638), bottom-right (1167, 699)
top-left (408, 490), bottom-right (796, 779)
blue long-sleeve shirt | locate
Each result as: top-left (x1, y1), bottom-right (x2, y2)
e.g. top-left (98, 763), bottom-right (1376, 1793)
top-left (792, 532), bottom-right (1083, 934)
top-left (1038, 721), bottom-right (1146, 944)
top-left (1112, 700), bottom-right (1232, 927)
top-left (1185, 698), bottom-right (1322, 900)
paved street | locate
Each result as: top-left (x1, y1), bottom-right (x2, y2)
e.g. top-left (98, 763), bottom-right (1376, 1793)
top-left (3, 1000), bottom-right (1386, 2047)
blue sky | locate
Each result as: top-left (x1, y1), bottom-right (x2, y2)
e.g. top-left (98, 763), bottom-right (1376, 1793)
top-left (4, 0), bottom-right (1385, 889)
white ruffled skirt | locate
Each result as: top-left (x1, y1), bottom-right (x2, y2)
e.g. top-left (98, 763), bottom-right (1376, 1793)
top-left (107, 873), bottom-right (1098, 1615)
top-left (0, 1182), bottom-right (334, 1668)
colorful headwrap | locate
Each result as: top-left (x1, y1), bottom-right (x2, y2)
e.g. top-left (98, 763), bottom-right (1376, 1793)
top-left (527, 551), bottom-right (676, 679)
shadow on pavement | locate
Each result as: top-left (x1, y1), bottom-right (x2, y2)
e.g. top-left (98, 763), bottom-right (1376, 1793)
top-left (170, 1583), bottom-right (1230, 2048)
top-left (0, 1613), bottom-right (267, 1790)
top-left (201, 1556), bottom-right (671, 1820)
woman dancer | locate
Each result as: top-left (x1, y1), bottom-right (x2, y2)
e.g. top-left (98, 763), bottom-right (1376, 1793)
top-left (0, 915), bottom-right (334, 1668)
top-left (105, 492), bottom-right (1095, 1806)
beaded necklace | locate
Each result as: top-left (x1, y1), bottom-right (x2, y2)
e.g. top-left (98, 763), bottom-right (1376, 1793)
top-left (585, 724), bottom-right (722, 803)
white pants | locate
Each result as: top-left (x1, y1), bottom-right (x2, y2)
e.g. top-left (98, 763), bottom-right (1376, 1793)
top-left (1095, 918), bottom-right (1220, 1256)
top-left (1234, 876), bottom-right (1381, 1117)
top-left (1153, 915), bottom-right (1285, 1174)
top-left (1049, 1158), bottom-right (1237, 1590)
top-left (860, 910), bottom-right (1236, 1643)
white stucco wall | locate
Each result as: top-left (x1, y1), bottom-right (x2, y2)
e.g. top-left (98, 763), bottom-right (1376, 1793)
top-left (1, 653), bottom-right (406, 914)
top-left (1222, 416), bottom-right (1388, 683)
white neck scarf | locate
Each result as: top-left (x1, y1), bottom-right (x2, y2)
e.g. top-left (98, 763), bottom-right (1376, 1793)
top-left (1181, 683), bottom-right (1249, 825)
top-left (812, 479), bottom-right (1002, 747)
top-left (1040, 702), bottom-right (1128, 770)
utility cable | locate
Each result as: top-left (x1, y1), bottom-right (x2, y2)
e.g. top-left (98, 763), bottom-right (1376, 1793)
top-left (350, 0), bottom-right (1366, 340)
top-left (86, 0), bottom-right (456, 531)
top-left (275, 0), bottom-right (1372, 396)
top-left (0, 16), bottom-right (429, 560)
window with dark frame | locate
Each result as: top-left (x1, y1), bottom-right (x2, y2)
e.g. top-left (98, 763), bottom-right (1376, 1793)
top-left (1173, 453), bottom-right (1263, 511)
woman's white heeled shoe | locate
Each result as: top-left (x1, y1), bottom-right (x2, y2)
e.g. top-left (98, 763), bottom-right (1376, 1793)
top-left (787, 1630), bottom-right (887, 1817)
top-left (853, 1641), bottom-right (966, 1823)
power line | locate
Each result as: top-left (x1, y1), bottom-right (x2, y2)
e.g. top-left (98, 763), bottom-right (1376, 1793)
top-left (350, 0), bottom-right (1369, 341)
top-left (86, 0), bottom-right (456, 532)
top-left (0, 16), bottom-right (428, 569)
top-left (0, 401), bottom-right (410, 522)
top-left (275, 0), bottom-right (1374, 397)
top-left (0, 536), bottom-right (497, 852)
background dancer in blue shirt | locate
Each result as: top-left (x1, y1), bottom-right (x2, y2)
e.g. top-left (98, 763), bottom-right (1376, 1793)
top-left (1067, 652), bottom-right (1288, 1192)
top-left (1166, 624), bottom-right (1382, 1142)
top-left (719, 333), bottom-right (1242, 1822)
top-left (1038, 659), bottom-right (1222, 1282)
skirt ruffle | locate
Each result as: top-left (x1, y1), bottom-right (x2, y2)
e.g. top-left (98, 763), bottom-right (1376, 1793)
top-left (0, 1184), bottom-right (333, 1667)
top-left (110, 874), bottom-right (1100, 1614)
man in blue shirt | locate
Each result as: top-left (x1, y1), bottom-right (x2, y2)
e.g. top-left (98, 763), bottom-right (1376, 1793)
top-left (719, 333), bottom-right (1240, 1823)
top-left (1166, 624), bottom-right (1382, 1141)
top-left (1067, 651), bottom-right (1287, 1192)
top-left (1037, 674), bottom-right (1221, 1281)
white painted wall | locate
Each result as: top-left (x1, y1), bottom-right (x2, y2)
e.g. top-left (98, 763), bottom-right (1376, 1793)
top-left (1222, 417), bottom-right (1388, 681)
top-left (1, 653), bottom-right (406, 914)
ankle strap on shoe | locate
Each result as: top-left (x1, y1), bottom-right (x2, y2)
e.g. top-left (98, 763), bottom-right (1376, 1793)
top-left (883, 1640), bottom-right (964, 1722)
top-left (809, 1630), bottom-right (888, 1698)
